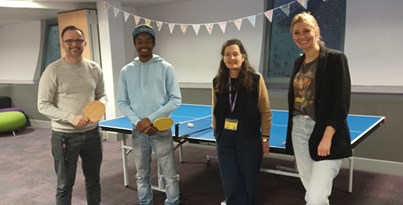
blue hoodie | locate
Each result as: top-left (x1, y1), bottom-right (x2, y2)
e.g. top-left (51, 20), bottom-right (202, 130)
top-left (117, 54), bottom-right (182, 126)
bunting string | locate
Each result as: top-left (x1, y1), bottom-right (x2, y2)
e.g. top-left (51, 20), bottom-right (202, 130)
top-left (102, 0), bottom-right (309, 35)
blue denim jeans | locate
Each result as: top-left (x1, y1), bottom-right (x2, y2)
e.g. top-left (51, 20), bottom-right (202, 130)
top-left (51, 127), bottom-right (103, 205)
top-left (132, 129), bottom-right (180, 205)
top-left (291, 115), bottom-right (342, 205)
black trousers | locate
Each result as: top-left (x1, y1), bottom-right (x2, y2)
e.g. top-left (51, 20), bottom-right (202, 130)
top-left (216, 129), bottom-right (263, 205)
top-left (51, 127), bottom-right (103, 205)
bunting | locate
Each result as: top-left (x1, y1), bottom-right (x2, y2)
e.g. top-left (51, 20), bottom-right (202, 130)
top-left (264, 10), bottom-right (274, 22)
top-left (280, 4), bottom-right (291, 16)
top-left (218, 22), bottom-right (227, 33)
top-left (103, 2), bottom-right (109, 12)
top-left (134, 15), bottom-right (141, 25)
top-left (168, 23), bottom-right (175, 34)
top-left (205, 23), bottom-right (214, 35)
top-left (192, 24), bottom-right (201, 35)
top-left (298, 0), bottom-right (308, 9)
top-left (145, 19), bottom-right (151, 25)
top-left (103, 0), bottom-right (309, 35)
top-left (180, 24), bottom-right (188, 34)
top-left (233, 18), bottom-right (243, 31)
top-left (123, 11), bottom-right (130, 22)
top-left (156, 21), bottom-right (163, 31)
top-left (113, 7), bottom-right (119, 17)
top-left (247, 15), bottom-right (256, 27)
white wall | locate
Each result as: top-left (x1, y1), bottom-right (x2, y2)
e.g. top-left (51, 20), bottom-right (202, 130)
top-left (119, 0), bottom-right (265, 87)
top-left (2, 0), bottom-right (403, 91)
top-left (345, 0), bottom-right (403, 87)
top-left (0, 20), bottom-right (45, 84)
top-left (117, 0), bottom-right (403, 91)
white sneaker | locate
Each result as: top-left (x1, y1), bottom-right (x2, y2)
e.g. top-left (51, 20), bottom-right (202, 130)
top-left (220, 201), bottom-right (226, 205)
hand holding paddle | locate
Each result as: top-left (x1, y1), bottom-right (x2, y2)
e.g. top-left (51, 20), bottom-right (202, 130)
top-left (136, 117), bottom-right (174, 134)
top-left (136, 118), bottom-right (152, 132)
top-left (83, 101), bottom-right (105, 122)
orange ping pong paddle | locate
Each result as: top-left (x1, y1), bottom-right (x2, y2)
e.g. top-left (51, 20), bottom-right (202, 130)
top-left (153, 117), bottom-right (174, 131)
top-left (83, 101), bottom-right (105, 122)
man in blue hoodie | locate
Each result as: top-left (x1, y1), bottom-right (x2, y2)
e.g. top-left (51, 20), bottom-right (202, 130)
top-left (117, 24), bottom-right (181, 205)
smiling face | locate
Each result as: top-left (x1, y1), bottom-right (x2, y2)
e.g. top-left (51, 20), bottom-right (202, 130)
top-left (292, 21), bottom-right (320, 51)
top-left (62, 29), bottom-right (86, 59)
top-left (223, 44), bottom-right (245, 78)
top-left (134, 33), bottom-right (155, 62)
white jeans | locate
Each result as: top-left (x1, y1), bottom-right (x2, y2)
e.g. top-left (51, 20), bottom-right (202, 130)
top-left (292, 115), bottom-right (342, 205)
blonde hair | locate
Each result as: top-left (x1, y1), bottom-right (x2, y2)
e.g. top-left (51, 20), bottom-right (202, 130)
top-left (290, 12), bottom-right (324, 46)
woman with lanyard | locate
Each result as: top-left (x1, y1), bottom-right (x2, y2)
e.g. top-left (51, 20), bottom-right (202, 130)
top-left (212, 39), bottom-right (272, 205)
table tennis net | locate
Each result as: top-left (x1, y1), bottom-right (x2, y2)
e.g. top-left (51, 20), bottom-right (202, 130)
top-left (175, 115), bottom-right (212, 137)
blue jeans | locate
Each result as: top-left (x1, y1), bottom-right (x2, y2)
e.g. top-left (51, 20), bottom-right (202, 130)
top-left (291, 115), bottom-right (342, 205)
top-left (51, 127), bottom-right (103, 205)
top-left (132, 129), bottom-right (180, 205)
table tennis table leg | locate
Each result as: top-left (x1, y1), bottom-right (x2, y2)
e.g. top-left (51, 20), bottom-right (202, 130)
top-left (121, 133), bottom-right (130, 187)
top-left (348, 155), bottom-right (354, 193)
top-left (179, 145), bottom-right (183, 163)
top-left (260, 156), bottom-right (299, 177)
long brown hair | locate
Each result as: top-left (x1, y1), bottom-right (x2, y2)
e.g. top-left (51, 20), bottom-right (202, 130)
top-left (214, 39), bottom-right (256, 94)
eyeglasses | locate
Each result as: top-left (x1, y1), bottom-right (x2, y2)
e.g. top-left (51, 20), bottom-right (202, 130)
top-left (63, 39), bottom-right (85, 45)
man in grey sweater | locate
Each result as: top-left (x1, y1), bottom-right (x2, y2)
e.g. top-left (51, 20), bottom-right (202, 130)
top-left (37, 25), bottom-right (107, 205)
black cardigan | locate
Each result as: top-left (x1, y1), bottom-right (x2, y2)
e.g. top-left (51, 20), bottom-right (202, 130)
top-left (286, 47), bottom-right (353, 161)
top-left (213, 74), bottom-right (261, 140)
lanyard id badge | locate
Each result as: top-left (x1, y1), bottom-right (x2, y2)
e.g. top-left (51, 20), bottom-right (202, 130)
top-left (229, 77), bottom-right (237, 113)
top-left (224, 118), bottom-right (238, 131)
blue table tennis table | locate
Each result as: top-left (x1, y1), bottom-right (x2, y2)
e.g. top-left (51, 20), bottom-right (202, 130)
top-left (99, 104), bottom-right (385, 193)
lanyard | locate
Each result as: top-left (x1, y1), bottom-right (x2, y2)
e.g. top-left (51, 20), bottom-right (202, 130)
top-left (228, 77), bottom-right (238, 113)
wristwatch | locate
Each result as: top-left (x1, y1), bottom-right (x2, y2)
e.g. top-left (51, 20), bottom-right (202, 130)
top-left (262, 135), bottom-right (269, 142)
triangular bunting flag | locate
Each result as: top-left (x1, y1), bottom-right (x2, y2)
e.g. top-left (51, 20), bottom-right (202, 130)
top-left (264, 10), bottom-right (273, 22)
top-left (134, 15), bottom-right (141, 25)
top-left (145, 19), bottom-right (151, 25)
top-left (280, 4), bottom-right (290, 16)
top-left (205, 23), bottom-right (214, 35)
top-left (123, 11), bottom-right (130, 22)
top-left (247, 15), bottom-right (256, 27)
top-left (113, 8), bottom-right (120, 17)
top-left (168, 24), bottom-right (175, 34)
top-left (102, 0), bottom-right (304, 35)
top-left (156, 21), bottom-right (163, 31)
top-left (233, 18), bottom-right (243, 31)
top-left (103, 2), bottom-right (110, 12)
top-left (298, 0), bottom-right (308, 9)
top-left (180, 24), bottom-right (188, 34)
top-left (192, 24), bottom-right (201, 35)
top-left (218, 22), bottom-right (227, 34)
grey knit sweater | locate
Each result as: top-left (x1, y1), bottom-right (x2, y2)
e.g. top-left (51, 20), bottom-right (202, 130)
top-left (38, 58), bottom-right (107, 133)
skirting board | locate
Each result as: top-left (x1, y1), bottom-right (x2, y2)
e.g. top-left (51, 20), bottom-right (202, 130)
top-left (30, 119), bottom-right (403, 176)
top-left (30, 119), bottom-right (51, 129)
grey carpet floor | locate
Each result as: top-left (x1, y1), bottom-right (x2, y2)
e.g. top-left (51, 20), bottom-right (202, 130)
top-left (1, 127), bottom-right (402, 205)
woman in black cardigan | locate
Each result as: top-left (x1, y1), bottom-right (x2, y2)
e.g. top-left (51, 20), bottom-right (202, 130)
top-left (286, 12), bottom-right (352, 205)
top-left (212, 39), bottom-right (272, 205)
